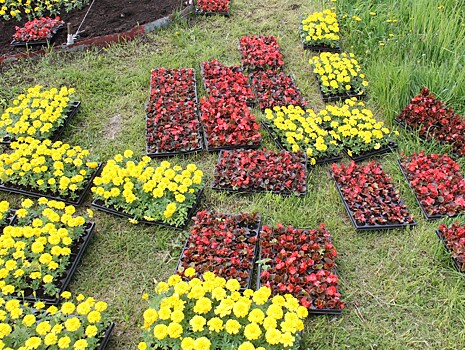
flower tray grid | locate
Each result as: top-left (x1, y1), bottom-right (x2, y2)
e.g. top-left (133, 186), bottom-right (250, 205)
top-left (10, 23), bottom-right (65, 47)
top-left (211, 149), bottom-right (308, 196)
top-left (261, 121), bottom-right (342, 165)
top-left (0, 101), bottom-right (81, 146)
top-left (255, 248), bottom-right (342, 316)
top-left (145, 115), bottom-right (204, 158)
top-left (175, 214), bottom-right (262, 291)
top-left (91, 188), bottom-right (203, 230)
top-left (201, 126), bottom-right (261, 152)
top-left (435, 229), bottom-right (463, 274)
top-left (331, 171), bottom-right (417, 231)
top-left (315, 76), bottom-right (366, 103)
top-left (397, 159), bottom-right (452, 220)
top-left (146, 69), bottom-right (203, 157)
top-left (302, 42), bottom-right (341, 53)
top-left (0, 162), bottom-right (103, 206)
top-left (97, 322), bottom-right (115, 350)
top-left (18, 222), bottom-right (96, 305)
top-left (344, 140), bottom-right (398, 162)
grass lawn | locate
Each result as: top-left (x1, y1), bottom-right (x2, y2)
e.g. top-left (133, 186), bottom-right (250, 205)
top-left (2, 0), bottom-right (465, 349)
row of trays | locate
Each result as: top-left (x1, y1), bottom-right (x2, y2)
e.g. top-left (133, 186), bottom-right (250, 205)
top-left (174, 214), bottom-right (342, 315)
top-left (261, 121), bottom-right (398, 163)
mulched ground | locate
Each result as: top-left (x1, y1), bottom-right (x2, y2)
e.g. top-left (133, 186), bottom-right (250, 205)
top-left (0, 0), bottom-right (182, 57)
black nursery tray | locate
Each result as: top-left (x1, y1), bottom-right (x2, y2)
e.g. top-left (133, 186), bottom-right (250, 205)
top-left (302, 42), bottom-right (341, 52)
top-left (0, 101), bottom-right (81, 146)
top-left (19, 222), bottom-right (96, 305)
top-left (211, 149), bottom-right (307, 197)
top-left (331, 172), bottom-right (417, 231)
top-left (397, 159), bottom-right (454, 220)
top-left (96, 322), bottom-right (116, 350)
top-left (344, 140), bottom-right (398, 162)
top-left (0, 162), bottom-right (103, 206)
top-left (201, 127), bottom-right (261, 152)
top-left (314, 76), bottom-right (366, 103)
top-left (174, 214), bottom-right (261, 291)
top-left (10, 24), bottom-right (65, 47)
top-left (261, 121), bottom-right (342, 165)
top-left (91, 188), bottom-right (203, 230)
top-left (255, 248), bottom-right (342, 316)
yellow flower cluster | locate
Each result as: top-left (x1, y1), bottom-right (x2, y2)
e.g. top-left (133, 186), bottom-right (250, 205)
top-left (322, 99), bottom-right (397, 156)
top-left (0, 0), bottom-right (85, 20)
top-left (301, 9), bottom-right (340, 47)
top-left (0, 201), bottom-right (9, 227)
top-left (0, 85), bottom-right (75, 141)
top-left (0, 197), bottom-right (89, 297)
top-left (264, 105), bottom-right (343, 165)
top-left (0, 292), bottom-right (110, 349)
top-left (310, 52), bottom-right (369, 95)
top-left (92, 151), bottom-right (203, 226)
top-left (139, 269), bottom-right (307, 350)
top-left (0, 137), bottom-right (98, 199)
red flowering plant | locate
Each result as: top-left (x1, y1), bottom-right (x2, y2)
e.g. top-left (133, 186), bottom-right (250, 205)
top-left (397, 88), bottom-right (465, 156)
top-left (399, 152), bottom-right (465, 218)
top-left (437, 222), bottom-right (465, 272)
top-left (196, 0), bottom-right (231, 13)
top-left (146, 68), bottom-right (202, 155)
top-left (176, 210), bottom-right (261, 289)
top-left (239, 35), bottom-right (284, 71)
top-left (199, 96), bottom-right (261, 150)
top-left (12, 16), bottom-right (64, 42)
top-left (201, 59), bottom-right (255, 106)
top-left (213, 148), bottom-right (307, 195)
top-left (250, 70), bottom-right (307, 110)
top-left (331, 161), bottom-right (415, 228)
top-left (258, 223), bottom-right (344, 311)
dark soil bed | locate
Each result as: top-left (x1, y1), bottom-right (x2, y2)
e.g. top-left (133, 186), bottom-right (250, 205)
top-left (0, 0), bottom-right (183, 58)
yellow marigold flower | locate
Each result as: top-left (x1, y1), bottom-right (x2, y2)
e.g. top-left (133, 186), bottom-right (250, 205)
top-left (180, 337), bottom-right (195, 350)
top-left (244, 322), bottom-right (262, 340)
top-left (194, 337), bottom-right (211, 350)
top-left (167, 322), bottom-right (183, 338)
top-left (154, 324), bottom-right (168, 340)
top-left (225, 319), bottom-right (241, 334)
top-left (189, 315), bottom-right (206, 332)
top-left (238, 341), bottom-right (256, 350)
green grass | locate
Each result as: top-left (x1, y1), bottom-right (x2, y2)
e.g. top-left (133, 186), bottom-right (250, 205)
top-left (2, 0), bottom-right (465, 348)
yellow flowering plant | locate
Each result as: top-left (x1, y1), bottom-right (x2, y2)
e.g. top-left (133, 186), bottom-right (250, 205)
top-left (0, 137), bottom-right (99, 201)
top-left (309, 52), bottom-right (369, 97)
top-left (300, 9), bottom-right (340, 49)
top-left (0, 0), bottom-right (88, 20)
top-left (264, 105), bottom-right (343, 165)
top-left (0, 197), bottom-right (92, 299)
top-left (0, 200), bottom-right (10, 228)
top-left (0, 292), bottom-right (112, 349)
top-left (324, 99), bottom-right (397, 157)
top-left (0, 85), bottom-right (77, 142)
top-left (91, 151), bottom-right (204, 227)
top-left (138, 269), bottom-right (306, 350)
